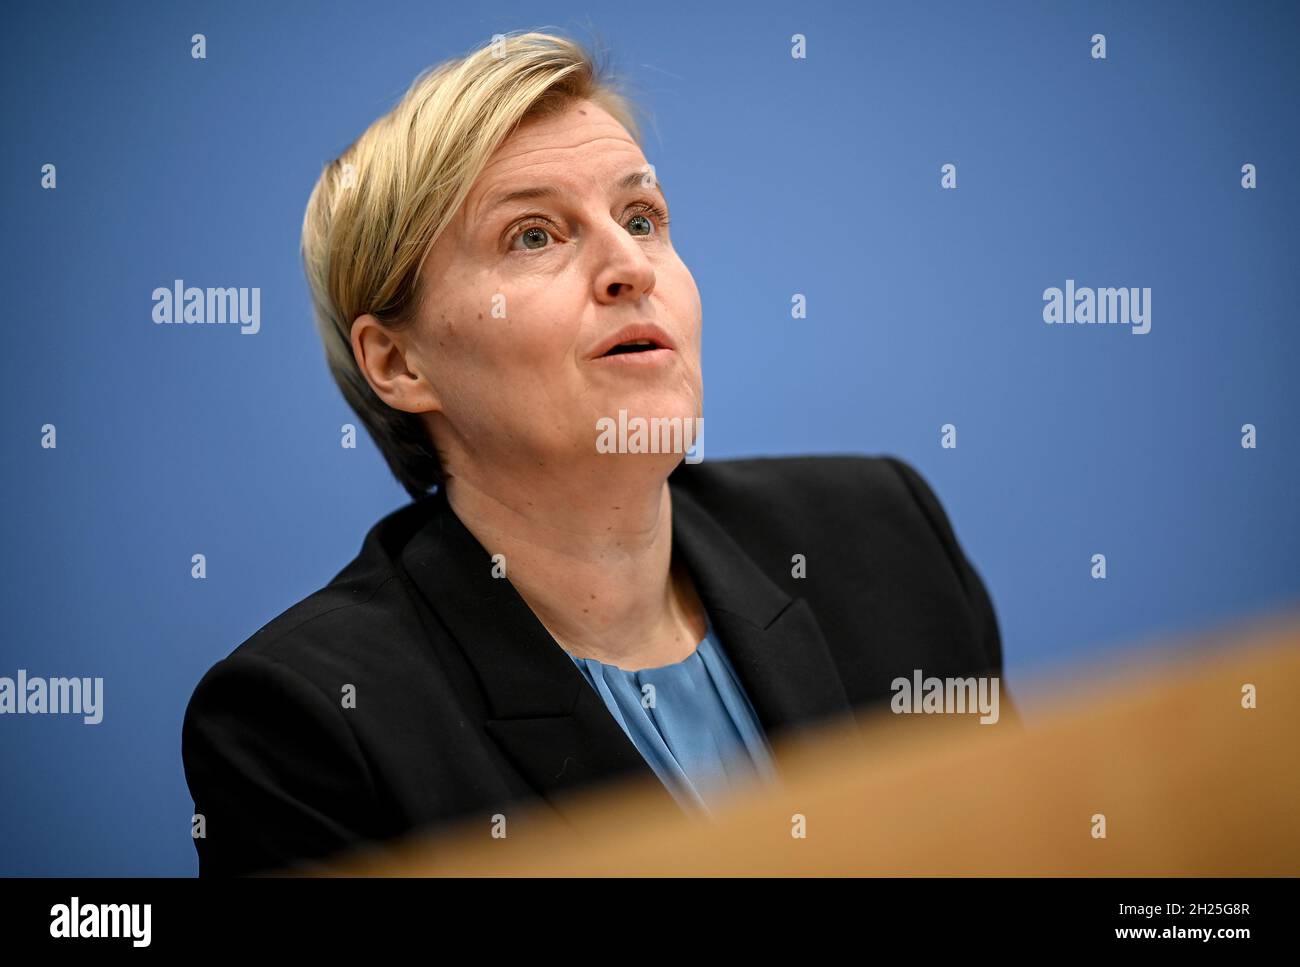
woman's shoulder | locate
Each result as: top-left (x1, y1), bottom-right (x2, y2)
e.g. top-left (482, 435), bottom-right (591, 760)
top-left (189, 495), bottom-right (441, 707)
top-left (669, 453), bottom-right (1000, 677)
top-left (668, 452), bottom-right (943, 526)
top-left (669, 453), bottom-right (993, 633)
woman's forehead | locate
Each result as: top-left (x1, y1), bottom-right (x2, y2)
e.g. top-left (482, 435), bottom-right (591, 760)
top-left (466, 144), bottom-right (650, 227)
top-left (479, 102), bottom-right (639, 176)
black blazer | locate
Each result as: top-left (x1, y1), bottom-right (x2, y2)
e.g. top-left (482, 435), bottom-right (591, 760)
top-left (182, 455), bottom-right (1007, 876)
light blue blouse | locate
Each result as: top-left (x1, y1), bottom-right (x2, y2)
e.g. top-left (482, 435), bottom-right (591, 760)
top-left (567, 616), bottom-right (780, 816)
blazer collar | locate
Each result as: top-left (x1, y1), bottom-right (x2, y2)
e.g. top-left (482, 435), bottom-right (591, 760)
top-left (399, 477), bottom-right (854, 816)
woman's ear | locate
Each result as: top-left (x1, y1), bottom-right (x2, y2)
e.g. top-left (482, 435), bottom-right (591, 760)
top-left (350, 313), bottom-right (441, 415)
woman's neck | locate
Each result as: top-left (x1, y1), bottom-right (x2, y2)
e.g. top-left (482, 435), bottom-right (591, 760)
top-left (443, 470), bottom-right (707, 669)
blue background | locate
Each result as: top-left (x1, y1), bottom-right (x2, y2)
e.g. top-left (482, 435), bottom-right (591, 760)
top-left (2, 0), bottom-right (1296, 874)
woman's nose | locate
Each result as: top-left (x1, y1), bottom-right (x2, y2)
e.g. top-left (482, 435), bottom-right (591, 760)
top-left (592, 220), bottom-right (656, 303)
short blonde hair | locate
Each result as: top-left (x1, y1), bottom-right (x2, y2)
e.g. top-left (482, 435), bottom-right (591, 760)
top-left (301, 30), bottom-right (643, 499)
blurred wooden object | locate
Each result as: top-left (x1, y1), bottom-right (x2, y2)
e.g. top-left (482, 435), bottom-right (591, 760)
top-left (314, 609), bottom-right (1300, 876)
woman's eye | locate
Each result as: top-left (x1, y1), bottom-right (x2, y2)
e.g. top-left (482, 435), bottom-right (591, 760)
top-left (514, 225), bottom-right (552, 251)
top-left (627, 214), bottom-right (653, 237)
top-left (508, 205), bottom-right (666, 253)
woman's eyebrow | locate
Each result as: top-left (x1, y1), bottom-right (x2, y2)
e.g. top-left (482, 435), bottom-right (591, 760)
top-left (478, 170), bottom-right (667, 221)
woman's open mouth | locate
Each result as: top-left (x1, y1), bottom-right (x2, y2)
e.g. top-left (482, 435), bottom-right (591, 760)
top-left (602, 339), bottom-right (659, 356)
top-left (589, 323), bottom-right (677, 364)
top-left (592, 342), bottom-right (675, 366)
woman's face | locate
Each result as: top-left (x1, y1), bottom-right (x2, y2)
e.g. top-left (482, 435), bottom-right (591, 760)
top-left (404, 98), bottom-right (703, 486)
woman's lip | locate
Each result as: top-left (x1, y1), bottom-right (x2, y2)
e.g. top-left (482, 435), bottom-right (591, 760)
top-left (589, 324), bottom-right (677, 359)
top-left (589, 347), bottom-right (676, 366)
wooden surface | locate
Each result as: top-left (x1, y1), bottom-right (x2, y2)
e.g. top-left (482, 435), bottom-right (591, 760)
top-left (311, 608), bottom-right (1300, 876)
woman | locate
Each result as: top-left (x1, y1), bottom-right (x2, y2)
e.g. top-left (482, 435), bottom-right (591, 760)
top-left (182, 31), bottom-right (1007, 876)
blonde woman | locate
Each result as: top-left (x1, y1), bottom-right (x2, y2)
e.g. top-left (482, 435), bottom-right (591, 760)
top-left (182, 30), bottom-right (1007, 876)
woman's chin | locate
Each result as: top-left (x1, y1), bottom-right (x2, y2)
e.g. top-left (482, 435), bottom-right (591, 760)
top-left (587, 382), bottom-right (700, 421)
top-left (590, 399), bottom-right (704, 462)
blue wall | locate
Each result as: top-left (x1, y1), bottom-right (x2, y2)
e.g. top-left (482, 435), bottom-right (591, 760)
top-left (2, 0), bottom-right (1296, 874)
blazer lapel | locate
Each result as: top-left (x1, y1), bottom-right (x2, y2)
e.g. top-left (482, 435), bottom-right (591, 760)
top-left (401, 487), bottom-right (676, 820)
top-left (399, 481), bottom-right (854, 822)
top-left (668, 484), bottom-right (856, 737)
